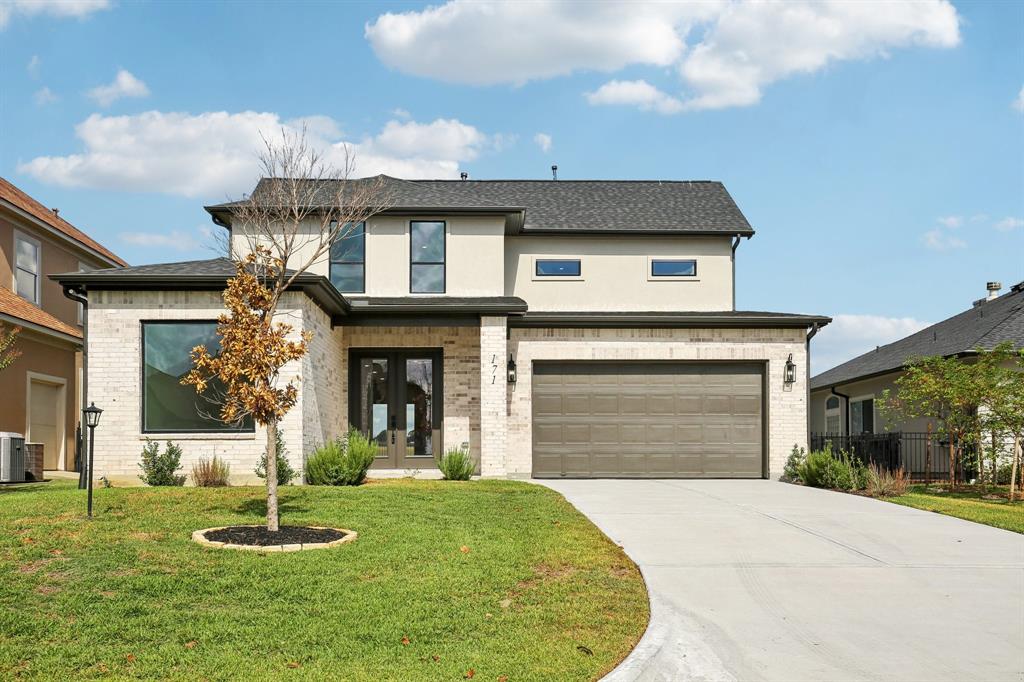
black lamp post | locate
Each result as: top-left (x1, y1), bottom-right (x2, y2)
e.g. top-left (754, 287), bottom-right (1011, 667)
top-left (83, 402), bottom-right (103, 518)
top-left (507, 355), bottom-right (517, 384)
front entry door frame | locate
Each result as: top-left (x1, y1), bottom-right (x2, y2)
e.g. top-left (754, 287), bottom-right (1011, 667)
top-left (348, 348), bottom-right (443, 469)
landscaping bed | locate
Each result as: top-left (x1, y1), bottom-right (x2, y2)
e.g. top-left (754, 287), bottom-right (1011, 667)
top-left (0, 479), bottom-right (647, 680)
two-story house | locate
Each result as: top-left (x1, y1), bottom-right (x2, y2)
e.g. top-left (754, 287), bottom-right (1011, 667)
top-left (54, 176), bottom-right (829, 483)
top-left (0, 178), bottom-right (126, 474)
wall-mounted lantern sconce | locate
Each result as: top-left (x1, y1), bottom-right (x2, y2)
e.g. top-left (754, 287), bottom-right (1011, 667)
top-left (784, 354), bottom-right (796, 385)
top-left (507, 355), bottom-right (517, 384)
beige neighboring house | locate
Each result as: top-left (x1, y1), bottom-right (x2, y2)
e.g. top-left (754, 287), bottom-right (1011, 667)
top-left (54, 176), bottom-right (829, 484)
top-left (0, 177), bottom-right (126, 475)
top-left (810, 282), bottom-right (1024, 476)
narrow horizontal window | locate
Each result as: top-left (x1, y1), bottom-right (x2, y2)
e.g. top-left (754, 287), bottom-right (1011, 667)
top-left (142, 322), bottom-right (254, 433)
top-left (651, 259), bottom-right (696, 277)
top-left (535, 259), bottom-right (581, 277)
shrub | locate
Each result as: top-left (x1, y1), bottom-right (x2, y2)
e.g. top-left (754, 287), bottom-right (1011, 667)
top-left (797, 445), bottom-right (868, 491)
top-left (782, 445), bottom-right (806, 483)
top-left (865, 464), bottom-right (909, 497)
top-left (255, 429), bottom-right (298, 486)
top-left (797, 447), bottom-right (832, 488)
top-left (436, 445), bottom-right (475, 481)
top-left (138, 439), bottom-right (186, 486)
top-left (305, 430), bottom-right (377, 486)
top-left (191, 455), bottom-right (231, 487)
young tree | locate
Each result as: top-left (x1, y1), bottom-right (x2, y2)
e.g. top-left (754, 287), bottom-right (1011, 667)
top-left (977, 342), bottom-right (1024, 499)
top-left (882, 354), bottom-right (984, 489)
top-left (183, 129), bottom-right (391, 531)
top-left (0, 323), bottom-right (21, 372)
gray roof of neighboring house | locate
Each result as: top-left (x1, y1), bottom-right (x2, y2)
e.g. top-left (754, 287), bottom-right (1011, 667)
top-left (206, 175), bottom-right (755, 236)
top-left (810, 282), bottom-right (1024, 391)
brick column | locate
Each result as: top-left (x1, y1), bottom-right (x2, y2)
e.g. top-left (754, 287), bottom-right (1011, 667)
top-left (478, 316), bottom-right (508, 477)
top-left (24, 443), bottom-right (44, 481)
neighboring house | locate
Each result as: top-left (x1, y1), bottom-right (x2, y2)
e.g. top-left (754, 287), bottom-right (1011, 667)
top-left (809, 282), bottom-right (1024, 476)
top-left (0, 177), bottom-right (126, 473)
top-left (54, 176), bottom-right (829, 483)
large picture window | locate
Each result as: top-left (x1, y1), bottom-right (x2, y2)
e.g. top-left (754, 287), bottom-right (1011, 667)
top-left (410, 221), bottom-right (445, 293)
top-left (330, 221), bottom-right (365, 293)
top-left (142, 322), bottom-right (254, 433)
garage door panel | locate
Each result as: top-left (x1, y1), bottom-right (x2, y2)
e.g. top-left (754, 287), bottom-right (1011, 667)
top-left (532, 362), bottom-right (764, 479)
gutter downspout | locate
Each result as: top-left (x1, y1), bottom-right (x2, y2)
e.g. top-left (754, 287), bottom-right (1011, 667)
top-left (62, 285), bottom-right (88, 489)
top-left (830, 387), bottom-right (851, 437)
top-left (806, 322), bottom-right (820, 450)
top-left (731, 236), bottom-right (741, 310)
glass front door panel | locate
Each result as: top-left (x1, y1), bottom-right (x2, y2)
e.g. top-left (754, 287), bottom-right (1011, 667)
top-left (405, 358), bottom-right (434, 457)
top-left (359, 358), bottom-right (389, 453)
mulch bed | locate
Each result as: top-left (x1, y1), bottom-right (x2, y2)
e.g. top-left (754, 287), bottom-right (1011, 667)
top-left (204, 525), bottom-right (346, 546)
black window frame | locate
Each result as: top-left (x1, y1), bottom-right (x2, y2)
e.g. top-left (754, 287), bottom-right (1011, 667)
top-left (650, 258), bottom-right (697, 278)
top-left (329, 220), bottom-right (366, 294)
top-left (409, 220), bottom-right (446, 294)
top-left (140, 320), bottom-right (255, 434)
top-left (535, 258), bottom-right (582, 277)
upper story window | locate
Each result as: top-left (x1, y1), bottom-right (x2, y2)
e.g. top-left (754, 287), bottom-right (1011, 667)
top-left (14, 231), bottom-right (41, 304)
top-left (650, 259), bottom-right (696, 278)
top-left (535, 259), bottom-right (581, 277)
top-left (330, 221), bottom-right (365, 293)
top-left (410, 221), bottom-right (445, 293)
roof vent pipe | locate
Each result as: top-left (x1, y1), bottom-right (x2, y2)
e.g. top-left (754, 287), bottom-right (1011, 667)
top-left (986, 281), bottom-right (1002, 300)
top-left (51, 208), bottom-right (59, 217)
top-left (460, 172), bottom-right (468, 180)
top-left (551, 165), bottom-right (558, 181)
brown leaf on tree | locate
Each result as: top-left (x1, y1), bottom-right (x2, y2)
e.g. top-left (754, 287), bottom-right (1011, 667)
top-left (464, 669), bottom-right (475, 679)
top-left (460, 545), bottom-right (471, 554)
top-left (401, 636), bottom-right (411, 646)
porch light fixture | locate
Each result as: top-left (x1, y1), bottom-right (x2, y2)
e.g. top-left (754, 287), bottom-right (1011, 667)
top-left (83, 403), bottom-right (103, 518)
top-left (507, 355), bottom-right (517, 384)
top-left (784, 354), bottom-right (796, 385)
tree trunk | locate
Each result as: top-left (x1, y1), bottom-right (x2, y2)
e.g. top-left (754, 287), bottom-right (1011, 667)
top-left (1011, 435), bottom-right (1020, 502)
top-left (991, 430), bottom-right (998, 488)
top-left (976, 429), bottom-right (984, 486)
top-left (948, 439), bottom-right (956, 490)
top-left (266, 419), bottom-right (279, 532)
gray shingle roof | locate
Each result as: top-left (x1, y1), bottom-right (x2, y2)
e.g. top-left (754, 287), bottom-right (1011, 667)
top-left (810, 282), bottom-right (1024, 390)
top-left (207, 176), bottom-right (754, 236)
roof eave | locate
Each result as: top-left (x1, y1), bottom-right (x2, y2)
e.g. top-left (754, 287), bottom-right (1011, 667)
top-left (510, 312), bottom-right (829, 329)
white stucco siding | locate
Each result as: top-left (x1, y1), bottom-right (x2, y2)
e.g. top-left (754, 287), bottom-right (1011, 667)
top-left (505, 235), bottom-right (734, 312)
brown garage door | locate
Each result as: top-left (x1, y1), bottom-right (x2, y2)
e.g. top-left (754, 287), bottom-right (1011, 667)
top-left (532, 362), bottom-right (764, 478)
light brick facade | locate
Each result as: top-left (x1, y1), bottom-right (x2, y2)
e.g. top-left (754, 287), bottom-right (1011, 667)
top-left (87, 290), bottom-right (809, 483)
top-left (507, 327), bottom-right (809, 479)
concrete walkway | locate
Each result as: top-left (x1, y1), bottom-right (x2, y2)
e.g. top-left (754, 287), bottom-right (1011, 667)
top-left (540, 479), bottom-right (1024, 682)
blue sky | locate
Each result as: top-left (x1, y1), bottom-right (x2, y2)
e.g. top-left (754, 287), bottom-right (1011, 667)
top-left (1, 0), bottom-right (1021, 372)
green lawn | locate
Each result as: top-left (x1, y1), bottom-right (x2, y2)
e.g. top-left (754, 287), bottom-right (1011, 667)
top-left (0, 479), bottom-right (647, 680)
top-left (886, 484), bottom-right (1024, 534)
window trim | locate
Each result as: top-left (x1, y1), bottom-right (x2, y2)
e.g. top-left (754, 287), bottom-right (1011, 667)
top-left (534, 258), bottom-right (583, 278)
top-left (140, 320), bottom-right (255, 434)
top-left (409, 220), bottom-right (446, 294)
top-left (531, 256), bottom-right (584, 281)
top-left (13, 230), bottom-right (41, 304)
top-left (329, 220), bottom-right (366, 294)
top-left (647, 257), bottom-right (698, 281)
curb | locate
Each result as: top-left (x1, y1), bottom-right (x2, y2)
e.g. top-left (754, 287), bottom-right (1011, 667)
top-left (191, 526), bottom-right (357, 553)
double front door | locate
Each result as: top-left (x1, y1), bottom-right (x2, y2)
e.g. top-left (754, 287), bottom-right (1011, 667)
top-left (349, 349), bottom-right (443, 468)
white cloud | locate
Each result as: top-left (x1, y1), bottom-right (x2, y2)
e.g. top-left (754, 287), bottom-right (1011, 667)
top-left (995, 216), bottom-right (1024, 232)
top-left (19, 111), bottom-right (498, 198)
top-left (87, 70), bottom-right (150, 107)
top-left (27, 55), bottom-right (40, 78)
top-left (812, 314), bottom-right (930, 374)
top-left (391, 107), bottom-right (411, 119)
top-left (1013, 85), bottom-right (1024, 113)
top-left (936, 215), bottom-right (962, 229)
top-left (120, 229), bottom-right (202, 252)
top-left (534, 132), bottom-right (552, 153)
top-left (922, 228), bottom-right (966, 251)
top-left (33, 87), bottom-right (58, 105)
top-left (0, 0), bottom-right (110, 29)
top-left (586, 79), bottom-right (684, 114)
top-left (365, 0), bottom-right (960, 112)
top-left (366, 2), bottom-right (710, 86)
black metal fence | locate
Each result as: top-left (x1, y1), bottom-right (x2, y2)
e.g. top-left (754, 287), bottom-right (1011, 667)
top-left (810, 432), bottom-right (966, 481)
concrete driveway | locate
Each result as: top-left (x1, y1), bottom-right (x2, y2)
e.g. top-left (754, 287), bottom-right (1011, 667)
top-left (540, 479), bottom-right (1024, 682)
